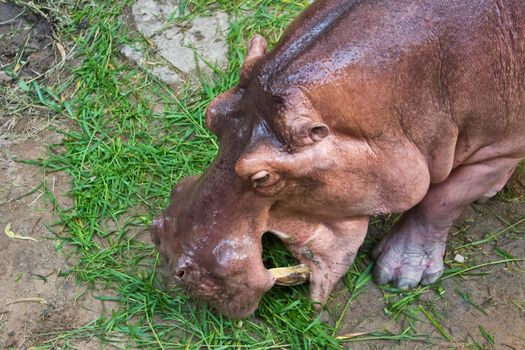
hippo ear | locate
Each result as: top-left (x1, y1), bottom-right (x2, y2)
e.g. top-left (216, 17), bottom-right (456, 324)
top-left (240, 35), bottom-right (268, 82)
top-left (286, 117), bottom-right (330, 146)
top-left (306, 122), bottom-right (330, 142)
top-left (205, 89), bottom-right (242, 134)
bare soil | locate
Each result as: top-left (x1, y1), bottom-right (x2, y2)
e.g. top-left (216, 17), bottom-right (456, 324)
top-left (0, 3), bottom-right (113, 348)
top-left (0, 2), bottom-right (56, 79)
top-left (332, 173), bottom-right (525, 349)
top-left (0, 128), bottom-right (109, 349)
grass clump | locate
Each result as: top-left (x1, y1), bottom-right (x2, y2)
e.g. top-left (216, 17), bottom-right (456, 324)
top-left (23, 0), bottom-right (345, 348)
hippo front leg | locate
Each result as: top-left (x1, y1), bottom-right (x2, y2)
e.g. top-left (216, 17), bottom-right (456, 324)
top-left (276, 217), bottom-right (369, 305)
top-left (373, 158), bottom-right (519, 289)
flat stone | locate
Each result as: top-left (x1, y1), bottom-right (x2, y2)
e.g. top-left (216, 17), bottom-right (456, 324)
top-left (121, 44), bottom-right (182, 85)
top-left (124, 0), bottom-right (229, 86)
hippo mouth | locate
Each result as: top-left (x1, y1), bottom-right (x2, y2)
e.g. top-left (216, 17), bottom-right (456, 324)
top-left (217, 265), bottom-right (311, 318)
top-left (209, 264), bottom-right (311, 318)
top-left (206, 231), bottom-right (316, 319)
top-left (217, 237), bottom-right (314, 318)
top-left (261, 230), bottom-right (313, 285)
top-left (165, 233), bottom-right (314, 319)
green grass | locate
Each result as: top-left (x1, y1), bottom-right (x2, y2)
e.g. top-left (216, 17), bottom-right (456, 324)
top-left (6, 0), bottom-right (525, 349)
top-left (16, 1), bottom-right (345, 348)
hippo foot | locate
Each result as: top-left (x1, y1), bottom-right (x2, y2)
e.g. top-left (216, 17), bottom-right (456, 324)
top-left (371, 215), bottom-right (446, 290)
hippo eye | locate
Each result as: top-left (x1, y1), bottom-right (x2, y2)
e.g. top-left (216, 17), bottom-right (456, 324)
top-left (250, 171), bottom-right (272, 187)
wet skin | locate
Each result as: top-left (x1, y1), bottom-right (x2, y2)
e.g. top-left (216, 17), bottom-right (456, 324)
top-left (152, 0), bottom-right (525, 318)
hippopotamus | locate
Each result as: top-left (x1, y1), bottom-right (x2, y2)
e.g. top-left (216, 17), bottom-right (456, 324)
top-left (151, 0), bottom-right (525, 318)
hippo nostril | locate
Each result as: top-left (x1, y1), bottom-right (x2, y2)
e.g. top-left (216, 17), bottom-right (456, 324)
top-left (175, 269), bottom-right (186, 280)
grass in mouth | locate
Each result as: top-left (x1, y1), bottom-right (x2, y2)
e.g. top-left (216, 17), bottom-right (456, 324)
top-left (8, 0), bottom-right (524, 348)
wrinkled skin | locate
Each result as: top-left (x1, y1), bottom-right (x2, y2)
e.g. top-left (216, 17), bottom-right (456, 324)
top-left (152, 0), bottom-right (525, 318)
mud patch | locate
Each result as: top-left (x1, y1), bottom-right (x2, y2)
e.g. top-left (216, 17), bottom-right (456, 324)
top-left (0, 5), bottom-right (113, 347)
top-left (0, 2), bottom-right (56, 79)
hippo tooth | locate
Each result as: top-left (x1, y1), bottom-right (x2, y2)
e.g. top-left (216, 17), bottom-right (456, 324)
top-left (269, 264), bottom-right (311, 286)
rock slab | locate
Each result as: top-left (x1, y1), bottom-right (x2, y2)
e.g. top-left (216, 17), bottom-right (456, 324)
top-left (123, 0), bottom-right (229, 86)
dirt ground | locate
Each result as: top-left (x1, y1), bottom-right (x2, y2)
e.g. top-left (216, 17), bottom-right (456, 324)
top-left (335, 193), bottom-right (525, 349)
top-left (0, 2), bottom-right (55, 79)
top-left (0, 3), bottom-right (111, 348)
top-left (1, 1), bottom-right (524, 349)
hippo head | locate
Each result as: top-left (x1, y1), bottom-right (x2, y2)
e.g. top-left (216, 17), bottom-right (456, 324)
top-left (151, 34), bottom-right (429, 318)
